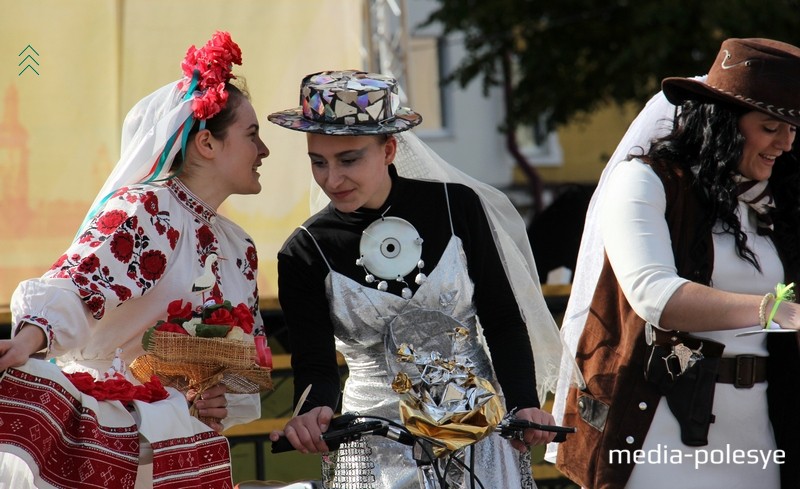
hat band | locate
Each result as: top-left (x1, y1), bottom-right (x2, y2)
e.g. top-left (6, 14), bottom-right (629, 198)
top-left (709, 83), bottom-right (800, 122)
top-left (301, 83), bottom-right (398, 127)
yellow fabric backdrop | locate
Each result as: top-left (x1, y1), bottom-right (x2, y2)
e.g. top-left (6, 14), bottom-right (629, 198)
top-left (0, 0), bottom-right (363, 304)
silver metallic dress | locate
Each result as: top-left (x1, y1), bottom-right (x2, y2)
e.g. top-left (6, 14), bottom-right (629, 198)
top-left (305, 224), bottom-right (536, 489)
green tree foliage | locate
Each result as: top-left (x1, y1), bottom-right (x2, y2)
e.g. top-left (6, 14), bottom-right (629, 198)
top-left (423, 0), bottom-right (800, 208)
top-left (425, 0), bottom-right (800, 131)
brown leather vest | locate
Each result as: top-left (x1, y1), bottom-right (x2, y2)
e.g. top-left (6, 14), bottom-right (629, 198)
top-left (556, 162), bottom-right (800, 488)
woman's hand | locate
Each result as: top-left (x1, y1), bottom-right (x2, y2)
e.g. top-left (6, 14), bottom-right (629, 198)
top-left (771, 300), bottom-right (800, 330)
top-left (269, 406), bottom-right (334, 454)
top-left (187, 384), bottom-right (228, 433)
top-left (510, 407), bottom-right (557, 453)
top-left (0, 324), bottom-right (46, 373)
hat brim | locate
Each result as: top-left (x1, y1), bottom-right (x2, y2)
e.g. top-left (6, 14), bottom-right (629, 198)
top-left (662, 77), bottom-right (800, 126)
top-left (268, 107), bottom-right (422, 136)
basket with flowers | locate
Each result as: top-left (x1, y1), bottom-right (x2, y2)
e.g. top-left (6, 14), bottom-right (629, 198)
top-left (130, 297), bottom-right (272, 421)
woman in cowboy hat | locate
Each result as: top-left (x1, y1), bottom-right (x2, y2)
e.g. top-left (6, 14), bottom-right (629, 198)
top-left (556, 38), bottom-right (800, 488)
top-left (267, 70), bottom-right (569, 488)
top-left (0, 31), bottom-right (269, 488)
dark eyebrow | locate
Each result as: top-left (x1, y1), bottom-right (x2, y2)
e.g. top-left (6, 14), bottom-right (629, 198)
top-left (308, 148), bottom-right (368, 159)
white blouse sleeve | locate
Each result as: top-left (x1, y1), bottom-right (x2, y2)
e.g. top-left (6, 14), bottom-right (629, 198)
top-left (600, 160), bottom-right (689, 326)
top-left (11, 186), bottom-right (179, 355)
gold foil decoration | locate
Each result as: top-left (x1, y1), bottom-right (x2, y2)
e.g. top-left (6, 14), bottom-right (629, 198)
top-left (392, 372), bottom-right (413, 394)
top-left (392, 328), bottom-right (505, 457)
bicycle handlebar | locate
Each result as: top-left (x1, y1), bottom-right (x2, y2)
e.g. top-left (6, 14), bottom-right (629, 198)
top-left (271, 414), bottom-right (575, 453)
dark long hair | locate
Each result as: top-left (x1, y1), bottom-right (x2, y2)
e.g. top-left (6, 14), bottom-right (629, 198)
top-left (638, 100), bottom-right (800, 272)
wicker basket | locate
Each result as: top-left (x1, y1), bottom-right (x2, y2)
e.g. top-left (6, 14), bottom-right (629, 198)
top-left (130, 330), bottom-right (272, 394)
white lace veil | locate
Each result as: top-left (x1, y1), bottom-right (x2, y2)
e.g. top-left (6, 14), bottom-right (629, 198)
top-left (78, 80), bottom-right (193, 234)
top-left (311, 131), bottom-right (578, 403)
top-left (544, 76), bottom-right (706, 463)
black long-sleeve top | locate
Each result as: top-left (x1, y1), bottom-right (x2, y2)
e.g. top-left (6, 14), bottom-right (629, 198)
top-left (277, 165), bottom-right (539, 414)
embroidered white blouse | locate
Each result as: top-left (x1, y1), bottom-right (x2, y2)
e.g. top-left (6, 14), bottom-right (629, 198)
top-left (10, 177), bottom-right (262, 428)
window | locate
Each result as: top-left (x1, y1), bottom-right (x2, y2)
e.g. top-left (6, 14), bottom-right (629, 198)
top-left (407, 36), bottom-right (445, 131)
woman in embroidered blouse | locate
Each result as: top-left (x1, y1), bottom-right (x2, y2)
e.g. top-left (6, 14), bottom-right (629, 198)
top-left (0, 32), bottom-right (268, 488)
top-left (556, 38), bottom-right (800, 489)
top-left (266, 70), bottom-right (567, 489)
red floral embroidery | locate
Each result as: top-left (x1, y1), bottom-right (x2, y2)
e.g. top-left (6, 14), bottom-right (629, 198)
top-left (141, 191), bottom-right (159, 216)
top-left (110, 284), bottom-right (132, 301)
top-left (236, 240), bottom-right (258, 281)
top-left (140, 250), bottom-right (167, 281)
top-left (96, 209), bottom-right (129, 235)
top-left (110, 231), bottom-right (135, 263)
top-left (111, 186), bottom-right (129, 199)
top-left (167, 228), bottom-right (180, 250)
top-left (77, 255), bottom-right (100, 274)
top-left (86, 296), bottom-right (104, 315)
top-left (51, 254), bottom-right (67, 270)
top-left (196, 225), bottom-right (216, 250)
top-left (245, 246), bottom-right (257, 271)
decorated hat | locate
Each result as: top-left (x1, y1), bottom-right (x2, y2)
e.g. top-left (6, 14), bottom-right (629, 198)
top-left (268, 70), bottom-right (422, 135)
top-left (662, 38), bottom-right (800, 126)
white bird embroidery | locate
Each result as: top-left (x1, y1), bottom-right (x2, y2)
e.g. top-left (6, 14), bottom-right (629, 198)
top-left (193, 253), bottom-right (219, 300)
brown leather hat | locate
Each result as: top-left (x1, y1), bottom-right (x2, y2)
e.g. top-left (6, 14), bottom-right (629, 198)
top-left (662, 38), bottom-right (800, 126)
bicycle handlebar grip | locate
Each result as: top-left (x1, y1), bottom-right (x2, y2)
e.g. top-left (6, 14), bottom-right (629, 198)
top-left (270, 414), bottom-right (377, 454)
top-left (270, 436), bottom-right (295, 453)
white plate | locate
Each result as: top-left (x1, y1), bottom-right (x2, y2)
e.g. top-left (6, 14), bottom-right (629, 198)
top-left (734, 329), bottom-right (798, 337)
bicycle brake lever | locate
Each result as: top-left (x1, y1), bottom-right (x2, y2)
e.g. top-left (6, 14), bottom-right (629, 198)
top-left (497, 419), bottom-right (576, 443)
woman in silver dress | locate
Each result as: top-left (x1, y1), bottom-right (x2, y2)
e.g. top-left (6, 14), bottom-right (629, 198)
top-left (267, 70), bottom-right (568, 488)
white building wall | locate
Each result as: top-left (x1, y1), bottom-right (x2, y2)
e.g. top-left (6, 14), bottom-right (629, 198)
top-left (405, 0), bottom-right (514, 187)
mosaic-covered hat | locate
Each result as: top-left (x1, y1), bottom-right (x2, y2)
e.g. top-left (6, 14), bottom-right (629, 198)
top-left (268, 70), bottom-right (422, 135)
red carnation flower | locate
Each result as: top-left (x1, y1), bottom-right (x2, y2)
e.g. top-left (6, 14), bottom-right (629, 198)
top-left (91, 375), bottom-right (137, 401)
top-left (204, 308), bottom-right (235, 326)
top-left (134, 376), bottom-right (170, 403)
top-left (156, 322), bottom-right (189, 335)
top-left (167, 299), bottom-right (193, 322)
top-left (231, 303), bottom-right (255, 334)
top-left (65, 371), bottom-right (96, 393)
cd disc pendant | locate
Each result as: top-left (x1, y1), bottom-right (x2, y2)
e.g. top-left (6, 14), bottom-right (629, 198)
top-left (357, 217), bottom-right (426, 298)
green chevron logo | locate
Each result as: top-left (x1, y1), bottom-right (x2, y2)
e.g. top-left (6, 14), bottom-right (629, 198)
top-left (18, 45), bottom-right (40, 76)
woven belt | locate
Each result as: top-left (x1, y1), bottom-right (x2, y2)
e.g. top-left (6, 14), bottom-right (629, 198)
top-left (716, 355), bottom-right (767, 388)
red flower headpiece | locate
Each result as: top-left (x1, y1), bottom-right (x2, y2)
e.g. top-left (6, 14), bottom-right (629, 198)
top-left (178, 31), bottom-right (243, 120)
